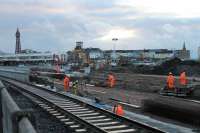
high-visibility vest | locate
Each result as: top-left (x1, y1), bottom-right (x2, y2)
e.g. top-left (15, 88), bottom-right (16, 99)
top-left (179, 72), bottom-right (187, 85)
top-left (114, 105), bottom-right (124, 116)
top-left (108, 75), bottom-right (116, 88)
top-left (64, 77), bottom-right (69, 90)
top-left (167, 75), bottom-right (175, 89)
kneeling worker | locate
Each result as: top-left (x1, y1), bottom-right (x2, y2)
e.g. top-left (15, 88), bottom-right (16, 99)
top-left (113, 104), bottom-right (124, 116)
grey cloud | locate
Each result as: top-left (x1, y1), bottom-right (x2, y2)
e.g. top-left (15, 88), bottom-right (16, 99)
top-left (0, 0), bottom-right (199, 58)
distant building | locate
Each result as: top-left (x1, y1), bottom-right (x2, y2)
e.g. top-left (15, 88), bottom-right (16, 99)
top-left (104, 50), bottom-right (142, 59)
top-left (143, 49), bottom-right (156, 59)
top-left (141, 49), bottom-right (173, 59)
top-left (85, 48), bottom-right (104, 60)
top-left (67, 42), bottom-right (88, 65)
top-left (15, 28), bottom-right (21, 54)
top-left (75, 41), bottom-right (83, 50)
top-left (174, 42), bottom-right (190, 60)
top-left (0, 29), bottom-right (69, 66)
top-left (60, 53), bottom-right (68, 64)
top-left (0, 52), bottom-right (67, 65)
top-left (21, 49), bottom-right (40, 54)
top-left (104, 49), bottom-right (174, 60)
top-left (0, 53), bottom-right (54, 65)
top-left (154, 49), bottom-right (174, 59)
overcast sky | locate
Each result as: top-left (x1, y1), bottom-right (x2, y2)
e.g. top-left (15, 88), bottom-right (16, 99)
top-left (0, 0), bottom-right (200, 58)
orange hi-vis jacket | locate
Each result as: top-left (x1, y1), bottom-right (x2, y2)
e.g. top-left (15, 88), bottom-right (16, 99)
top-left (167, 75), bottom-right (175, 89)
top-left (64, 76), bottom-right (70, 91)
top-left (179, 72), bottom-right (187, 85)
top-left (113, 105), bottom-right (124, 116)
top-left (108, 74), bottom-right (116, 88)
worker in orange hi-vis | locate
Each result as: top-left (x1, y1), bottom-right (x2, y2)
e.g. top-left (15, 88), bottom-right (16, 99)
top-left (166, 72), bottom-right (175, 90)
top-left (113, 104), bottom-right (124, 116)
top-left (111, 75), bottom-right (116, 88)
top-left (108, 73), bottom-right (116, 88)
top-left (63, 76), bottom-right (70, 91)
top-left (107, 74), bottom-right (112, 87)
top-left (179, 71), bottom-right (187, 86)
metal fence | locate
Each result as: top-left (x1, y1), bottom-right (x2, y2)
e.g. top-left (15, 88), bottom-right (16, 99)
top-left (0, 81), bottom-right (36, 133)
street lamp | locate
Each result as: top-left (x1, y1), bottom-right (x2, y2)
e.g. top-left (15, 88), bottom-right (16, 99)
top-left (111, 38), bottom-right (118, 66)
top-left (112, 38), bottom-right (118, 59)
top-left (112, 38), bottom-right (118, 50)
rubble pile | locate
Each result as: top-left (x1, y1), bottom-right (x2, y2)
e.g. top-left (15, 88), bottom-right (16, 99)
top-left (152, 58), bottom-right (200, 76)
top-left (102, 58), bottom-right (200, 77)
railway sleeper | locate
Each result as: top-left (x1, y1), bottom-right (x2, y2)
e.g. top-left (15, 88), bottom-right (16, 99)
top-left (42, 106), bottom-right (51, 109)
top-left (75, 128), bottom-right (87, 133)
top-left (77, 113), bottom-right (100, 117)
top-left (64, 121), bottom-right (75, 125)
top-left (87, 118), bottom-right (112, 123)
top-left (59, 104), bottom-right (80, 108)
top-left (49, 110), bottom-right (58, 114)
top-left (56, 115), bottom-right (65, 119)
top-left (60, 118), bottom-right (70, 122)
top-left (70, 124), bottom-right (81, 128)
top-left (67, 108), bottom-right (89, 112)
top-left (46, 108), bottom-right (55, 111)
top-left (64, 107), bottom-right (85, 110)
top-left (101, 125), bottom-right (128, 130)
top-left (54, 101), bottom-right (74, 105)
top-left (72, 110), bottom-right (94, 114)
top-left (108, 129), bottom-right (136, 133)
top-left (49, 98), bottom-right (69, 101)
top-left (82, 115), bottom-right (106, 120)
top-left (94, 122), bottom-right (119, 126)
top-left (52, 113), bottom-right (61, 116)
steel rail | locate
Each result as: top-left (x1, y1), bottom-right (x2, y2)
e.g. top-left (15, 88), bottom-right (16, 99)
top-left (1, 77), bottom-right (165, 133)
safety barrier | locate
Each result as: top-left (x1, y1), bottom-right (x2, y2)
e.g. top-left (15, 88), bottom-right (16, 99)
top-left (0, 81), bottom-right (36, 133)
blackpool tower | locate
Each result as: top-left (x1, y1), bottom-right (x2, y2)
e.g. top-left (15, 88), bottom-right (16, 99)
top-left (15, 28), bottom-right (21, 54)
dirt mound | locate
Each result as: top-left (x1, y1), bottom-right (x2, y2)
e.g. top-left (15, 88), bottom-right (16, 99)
top-left (152, 58), bottom-right (200, 76)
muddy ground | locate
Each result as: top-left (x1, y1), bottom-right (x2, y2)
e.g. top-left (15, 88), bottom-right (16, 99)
top-left (55, 81), bottom-right (200, 130)
top-left (53, 72), bottom-right (200, 130)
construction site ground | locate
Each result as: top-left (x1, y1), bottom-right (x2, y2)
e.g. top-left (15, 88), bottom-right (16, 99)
top-left (54, 73), bottom-right (200, 131)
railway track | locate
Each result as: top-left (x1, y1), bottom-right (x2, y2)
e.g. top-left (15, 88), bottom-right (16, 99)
top-left (1, 77), bottom-right (165, 133)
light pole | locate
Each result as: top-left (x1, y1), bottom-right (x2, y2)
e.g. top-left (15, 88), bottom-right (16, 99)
top-left (112, 38), bottom-right (118, 66)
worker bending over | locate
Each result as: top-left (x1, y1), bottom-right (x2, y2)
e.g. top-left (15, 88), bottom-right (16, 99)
top-left (64, 76), bottom-right (70, 91)
top-left (166, 72), bottom-right (175, 90)
top-left (113, 104), bottom-right (124, 116)
top-left (179, 71), bottom-right (187, 86)
top-left (108, 73), bottom-right (116, 88)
